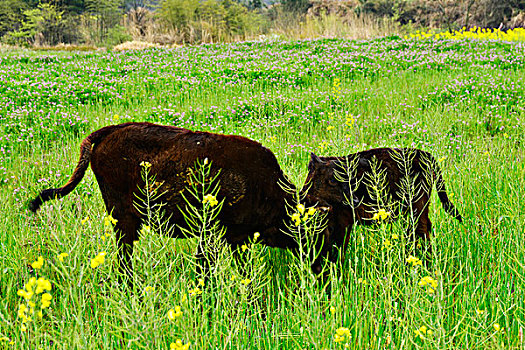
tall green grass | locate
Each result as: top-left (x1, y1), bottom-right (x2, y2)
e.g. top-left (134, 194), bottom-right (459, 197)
top-left (0, 38), bottom-right (523, 348)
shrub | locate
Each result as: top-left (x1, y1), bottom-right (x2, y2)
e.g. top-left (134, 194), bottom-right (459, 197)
top-left (157, 0), bottom-right (266, 44)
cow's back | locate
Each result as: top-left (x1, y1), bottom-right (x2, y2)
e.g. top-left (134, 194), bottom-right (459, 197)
top-left (90, 122), bottom-right (291, 244)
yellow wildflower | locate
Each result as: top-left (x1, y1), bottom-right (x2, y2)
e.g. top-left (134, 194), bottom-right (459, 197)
top-left (168, 306), bottom-right (183, 320)
top-left (104, 214), bottom-right (118, 226)
top-left (57, 253), bottom-right (69, 262)
top-left (253, 232), bottom-right (260, 241)
top-left (188, 288), bottom-right (202, 296)
top-left (144, 286), bottom-right (154, 294)
top-left (241, 244), bottom-right (248, 252)
top-left (174, 306), bottom-right (183, 317)
top-left (414, 325), bottom-right (432, 338)
top-left (334, 327), bottom-right (351, 343)
top-left (81, 216), bottom-right (89, 224)
top-left (329, 306), bottom-right (336, 314)
top-left (26, 277), bottom-right (36, 290)
top-left (18, 304), bottom-right (28, 320)
top-left (41, 293), bottom-right (52, 309)
top-left (291, 212), bottom-right (301, 226)
top-left (90, 252), bottom-right (106, 269)
top-left (297, 203), bottom-right (305, 214)
top-left (140, 161), bottom-right (152, 168)
top-left (406, 255), bottom-right (422, 266)
top-left (202, 194), bottom-right (218, 207)
top-left (17, 289), bottom-right (32, 300)
top-left (494, 323), bottom-right (503, 332)
top-left (141, 225), bottom-right (151, 235)
top-left (0, 337), bottom-right (10, 343)
top-left (167, 309), bottom-right (176, 320)
top-left (326, 125), bottom-right (334, 131)
top-left (31, 256), bottom-right (44, 270)
top-left (170, 339), bottom-right (190, 350)
top-left (35, 278), bottom-right (51, 294)
top-left (241, 278), bottom-right (251, 286)
top-left (307, 207), bottom-right (316, 216)
top-left (476, 308), bottom-right (484, 315)
top-left (418, 276), bottom-right (438, 293)
top-left (372, 209), bottom-right (390, 221)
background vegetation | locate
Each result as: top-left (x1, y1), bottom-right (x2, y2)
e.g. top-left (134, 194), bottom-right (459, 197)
top-left (0, 35), bottom-right (524, 348)
top-left (1, 0), bottom-right (525, 46)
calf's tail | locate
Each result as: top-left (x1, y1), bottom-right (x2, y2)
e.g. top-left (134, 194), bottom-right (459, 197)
top-left (433, 160), bottom-right (463, 223)
top-left (29, 124), bottom-right (126, 212)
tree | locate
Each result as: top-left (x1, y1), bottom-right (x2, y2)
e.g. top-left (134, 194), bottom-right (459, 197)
top-left (281, 0), bottom-right (310, 14)
top-left (248, 0), bottom-right (262, 10)
top-left (158, 0), bottom-right (198, 29)
top-left (85, 0), bottom-right (124, 41)
top-left (0, 0), bottom-right (27, 37)
top-left (5, 3), bottom-right (66, 45)
top-left (124, 0), bottom-right (158, 10)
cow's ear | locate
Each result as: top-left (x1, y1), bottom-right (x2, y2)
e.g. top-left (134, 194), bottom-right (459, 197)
top-left (316, 205), bottom-right (331, 214)
top-left (359, 157), bottom-right (370, 168)
top-left (308, 152), bottom-right (324, 171)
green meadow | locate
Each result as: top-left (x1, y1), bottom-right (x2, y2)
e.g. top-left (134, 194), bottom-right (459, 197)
top-left (0, 37), bottom-right (524, 349)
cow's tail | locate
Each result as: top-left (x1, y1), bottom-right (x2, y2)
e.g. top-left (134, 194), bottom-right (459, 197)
top-left (431, 156), bottom-right (463, 223)
top-left (29, 124), bottom-right (126, 212)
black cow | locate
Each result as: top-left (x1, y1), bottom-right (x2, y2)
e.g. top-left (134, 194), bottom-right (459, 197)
top-left (30, 122), bottom-right (330, 278)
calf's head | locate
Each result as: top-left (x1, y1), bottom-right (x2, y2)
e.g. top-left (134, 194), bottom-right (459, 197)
top-left (303, 203), bottom-right (333, 274)
top-left (303, 153), bottom-right (349, 207)
top-left (303, 153), bottom-right (362, 252)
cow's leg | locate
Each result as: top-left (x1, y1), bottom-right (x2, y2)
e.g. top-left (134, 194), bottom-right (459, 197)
top-left (114, 213), bottom-right (140, 287)
top-left (229, 242), bottom-right (245, 277)
top-left (97, 181), bottom-right (140, 286)
top-left (195, 237), bottom-right (211, 279)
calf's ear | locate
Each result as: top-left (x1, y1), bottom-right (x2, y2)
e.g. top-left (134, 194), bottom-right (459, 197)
top-left (308, 152), bottom-right (324, 171)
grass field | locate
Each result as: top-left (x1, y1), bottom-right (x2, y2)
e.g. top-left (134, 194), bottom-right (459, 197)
top-left (0, 36), bottom-right (524, 349)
